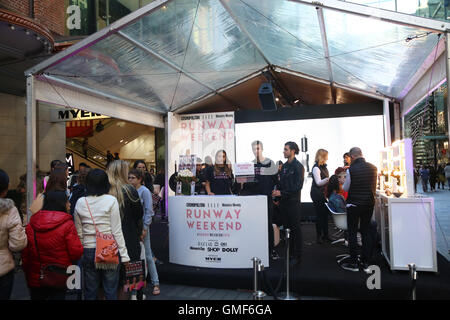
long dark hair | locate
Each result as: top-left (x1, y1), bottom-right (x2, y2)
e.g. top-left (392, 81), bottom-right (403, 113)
top-left (45, 168), bottom-right (67, 192)
top-left (326, 175), bottom-right (340, 199)
top-left (214, 150), bottom-right (232, 177)
top-left (42, 190), bottom-right (68, 212)
top-left (133, 160), bottom-right (148, 171)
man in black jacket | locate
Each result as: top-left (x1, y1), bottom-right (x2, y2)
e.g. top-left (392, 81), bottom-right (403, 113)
top-left (272, 142), bottom-right (305, 265)
top-left (341, 147), bottom-right (377, 272)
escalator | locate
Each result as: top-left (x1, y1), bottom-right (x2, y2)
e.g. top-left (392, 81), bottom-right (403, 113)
top-left (66, 138), bottom-right (107, 169)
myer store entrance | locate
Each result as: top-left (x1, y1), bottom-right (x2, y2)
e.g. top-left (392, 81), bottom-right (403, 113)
top-left (42, 102), bottom-right (165, 187)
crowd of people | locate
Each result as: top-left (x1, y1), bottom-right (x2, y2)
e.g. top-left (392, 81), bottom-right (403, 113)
top-left (180, 142), bottom-right (377, 272)
top-left (0, 158), bottom-right (162, 300)
top-left (416, 163), bottom-right (450, 192)
top-left (3, 141), bottom-right (443, 300)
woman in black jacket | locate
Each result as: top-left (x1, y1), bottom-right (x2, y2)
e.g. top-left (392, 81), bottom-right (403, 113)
top-left (107, 160), bottom-right (144, 300)
top-left (310, 149), bottom-right (330, 244)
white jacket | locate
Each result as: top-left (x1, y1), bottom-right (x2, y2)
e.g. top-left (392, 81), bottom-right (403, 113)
top-left (0, 198), bottom-right (27, 277)
top-left (74, 195), bottom-right (130, 263)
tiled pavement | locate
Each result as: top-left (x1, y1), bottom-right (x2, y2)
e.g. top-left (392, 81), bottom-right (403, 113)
top-left (10, 269), bottom-right (336, 300)
top-left (10, 183), bottom-right (448, 300)
top-left (416, 181), bottom-right (450, 261)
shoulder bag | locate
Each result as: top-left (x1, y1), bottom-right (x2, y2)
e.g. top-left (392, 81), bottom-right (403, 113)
top-left (84, 198), bottom-right (119, 269)
top-left (32, 227), bottom-right (68, 289)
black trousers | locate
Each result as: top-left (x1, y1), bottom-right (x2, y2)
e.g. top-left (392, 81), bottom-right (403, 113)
top-left (280, 198), bottom-right (302, 258)
top-left (29, 287), bottom-right (66, 300)
top-left (313, 199), bottom-right (329, 238)
top-left (267, 198), bottom-right (274, 254)
top-left (0, 270), bottom-right (14, 300)
top-left (347, 205), bottom-right (374, 263)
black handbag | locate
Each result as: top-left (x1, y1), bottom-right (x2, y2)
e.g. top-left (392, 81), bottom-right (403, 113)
top-left (32, 228), bottom-right (68, 289)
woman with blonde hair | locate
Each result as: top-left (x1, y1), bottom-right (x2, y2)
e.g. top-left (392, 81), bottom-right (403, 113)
top-left (310, 149), bottom-right (330, 244)
top-left (107, 160), bottom-right (144, 300)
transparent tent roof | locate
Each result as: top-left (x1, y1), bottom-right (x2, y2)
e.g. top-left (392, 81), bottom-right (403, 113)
top-left (27, 0), bottom-right (449, 114)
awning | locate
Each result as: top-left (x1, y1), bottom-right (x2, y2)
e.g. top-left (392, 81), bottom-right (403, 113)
top-left (25, 0), bottom-right (450, 116)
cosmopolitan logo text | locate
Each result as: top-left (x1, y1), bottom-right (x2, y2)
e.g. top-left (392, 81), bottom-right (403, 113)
top-left (186, 208), bottom-right (242, 231)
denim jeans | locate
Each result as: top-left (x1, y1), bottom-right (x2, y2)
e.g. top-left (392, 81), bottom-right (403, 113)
top-left (143, 226), bottom-right (159, 286)
top-left (82, 248), bottom-right (120, 300)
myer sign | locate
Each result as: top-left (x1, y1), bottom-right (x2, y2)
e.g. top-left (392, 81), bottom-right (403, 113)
top-left (51, 109), bottom-right (109, 122)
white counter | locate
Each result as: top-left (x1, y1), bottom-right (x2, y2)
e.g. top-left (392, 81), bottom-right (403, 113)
top-left (168, 195), bottom-right (268, 269)
top-left (374, 192), bottom-right (437, 272)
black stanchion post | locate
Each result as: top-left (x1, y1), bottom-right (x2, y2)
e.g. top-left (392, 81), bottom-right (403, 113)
top-left (252, 257), bottom-right (266, 300)
top-left (279, 229), bottom-right (299, 300)
top-left (408, 263), bottom-right (417, 300)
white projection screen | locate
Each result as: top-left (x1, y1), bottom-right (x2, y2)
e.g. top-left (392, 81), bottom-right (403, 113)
top-left (235, 115), bottom-right (385, 202)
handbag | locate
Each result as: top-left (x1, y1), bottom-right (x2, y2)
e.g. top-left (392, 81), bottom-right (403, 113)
top-left (32, 228), bottom-right (68, 289)
top-left (84, 198), bottom-right (119, 269)
top-left (151, 193), bottom-right (161, 212)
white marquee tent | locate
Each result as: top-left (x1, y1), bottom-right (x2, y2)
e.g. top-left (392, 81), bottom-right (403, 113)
top-left (24, 0), bottom-right (450, 212)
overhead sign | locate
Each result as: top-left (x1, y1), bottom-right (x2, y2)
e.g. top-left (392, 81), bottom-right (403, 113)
top-left (169, 195), bottom-right (268, 269)
top-left (51, 108), bottom-right (109, 122)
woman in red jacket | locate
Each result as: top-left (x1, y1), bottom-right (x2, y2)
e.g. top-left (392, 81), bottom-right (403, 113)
top-left (22, 190), bottom-right (83, 300)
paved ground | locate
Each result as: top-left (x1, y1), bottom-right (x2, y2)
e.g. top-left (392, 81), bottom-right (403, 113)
top-left (416, 181), bottom-right (450, 261)
top-left (10, 269), bottom-right (335, 300)
top-left (10, 183), bottom-right (448, 300)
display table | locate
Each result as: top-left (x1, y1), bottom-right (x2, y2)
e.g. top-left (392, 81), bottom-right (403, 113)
top-left (374, 192), bottom-right (437, 272)
top-left (168, 195), bottom-right (268, 269)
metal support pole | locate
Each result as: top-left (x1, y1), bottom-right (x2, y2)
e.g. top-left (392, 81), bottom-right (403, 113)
top-left (408, 263), bottom-right (417, 300)
top-left (394, 102), bottom-right (401, 142)
top-left (26, 75), bottom-right (37, 225)
top-left (384, 98), bottom-right (392, 147)
top-left (279, 229), bottom-right (299, 300)
top-left (445, 32), bottom-right (450, 150)
top-left (252, 257), bottom-right (266, 300)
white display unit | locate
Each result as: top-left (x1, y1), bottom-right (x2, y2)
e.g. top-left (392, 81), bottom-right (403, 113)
top-left (375, 193), bottom-right (437, 272)
top-left (168, 195), bottom-right (268, 269)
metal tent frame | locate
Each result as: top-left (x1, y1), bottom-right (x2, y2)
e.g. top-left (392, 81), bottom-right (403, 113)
top-left (24, 0), bottom-right (450, 218)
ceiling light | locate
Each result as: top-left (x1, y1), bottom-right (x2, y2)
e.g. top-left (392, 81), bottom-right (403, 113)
top-left (120, 139), bottom-right (124, 143)
top-left (294, 99), bottom-right (300, 104)
top-left (275, 97), bottom-right (279, 102)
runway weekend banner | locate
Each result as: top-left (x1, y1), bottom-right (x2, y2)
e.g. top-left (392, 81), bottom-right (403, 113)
top-left (169, 195), bottom-right (269, 268)
top-left (169, 112), bottom-right (236, 168)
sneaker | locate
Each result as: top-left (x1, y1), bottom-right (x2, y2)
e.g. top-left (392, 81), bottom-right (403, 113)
top-left (270, 250), bottom-right (281, 260)
top-left (358, 257), bottom-right (371, 274)
top-left (142, 294), bottom-right (147, 300)
top-left (131, 294), bottom-right (137, 300)
top-left (340, 261), bottom-right (359, 272)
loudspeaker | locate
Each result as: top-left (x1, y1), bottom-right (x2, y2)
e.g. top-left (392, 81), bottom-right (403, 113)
top-left (258, 82), bottom-right (277, 111)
